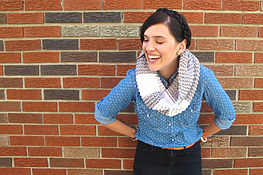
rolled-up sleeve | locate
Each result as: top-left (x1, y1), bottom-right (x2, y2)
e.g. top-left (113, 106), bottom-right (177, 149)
top-left (203, 69), bottom-right (236, 130)
top-left (94, 69), bottom-right (137, 124)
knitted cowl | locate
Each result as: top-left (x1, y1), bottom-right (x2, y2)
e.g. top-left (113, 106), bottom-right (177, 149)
top-left (136, 49), bottom-right (200, 116)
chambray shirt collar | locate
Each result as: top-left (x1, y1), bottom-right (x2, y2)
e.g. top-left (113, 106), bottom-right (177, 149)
top-left (157, 69), bottom-right (178, 88)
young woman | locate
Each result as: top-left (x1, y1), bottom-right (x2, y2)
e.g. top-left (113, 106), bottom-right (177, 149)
top-left (94, 8), bottom-right (235, 175)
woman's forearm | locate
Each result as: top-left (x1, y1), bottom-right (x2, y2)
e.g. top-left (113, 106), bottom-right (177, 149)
top-left (202, 121), bottom-right (221, 139)
top-left (101, 119), bottom-right (136, 138)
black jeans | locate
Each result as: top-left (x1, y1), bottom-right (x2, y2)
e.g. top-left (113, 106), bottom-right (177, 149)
top-left (133, 141), bottom-right (202, 175)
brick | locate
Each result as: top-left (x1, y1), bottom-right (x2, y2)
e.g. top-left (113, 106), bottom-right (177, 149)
top-left (0, 65), bottom-right (3, 75)
top-left (98, 126), bottom-right (124, 136)
top-left (181, 12), bottom-right (204, 24)
top-left (101, 26), bottom-right (139, 37)
top-left (212, 148), bottom-right (246, 158)
top-left (78, 65), bottom-right (115, 76)
top-left (59, 102), bottom-right (95, 112)
top-left (84, 12), bottom-right (121, 23)
top-left (236, 40), bottom-right (263, 51)
top-left (205, 65), bottom-right (233, 76)
top-left (118, 39), bottom-right (142, 50)
top-left (0, 0), bottom-right (23, 11)
top-left (117, 114), bottom-right (137, 125)
top-left (82, 89), bottom-right (111, 100)
top-left (0, 136), bottom-right (9, 146)
top-left (50, 158), bottom-right (84, 168)
top-left (14, 158), bottom-right (48, 167)
top-left (190, 26), bottom-right (218, 37)
top-left (197, 39), bottom-right (234, 50)
top-left (7, 13), bottom-right (43, 24)
top-left (244, 13), bottom-right (263, 24)
top-left (7, 89), bottom-right (42, 100)
top-left (32, 169), bottom-right (66, 175)
top-left (25, 0), bottom-right (62, 10)
top-left (44, 114), bottom-right (73, 124)
top-left (64, 147), bottom-right (99, 158)
top-left (221, 26), bottom-right (257, 37)
top-left (214, 169), bottom-right (248, 175)
top-left (43, 39), bottom-right (79, 50)
top-left (5, 65), bottom-right (39, 76)
top-left (192, 52), bottom-right (214, 63)
top-left (202, 170), bottom-right (212, 175)
top-left (240, 90), bottom-right (263, 100)
top-left (28, 147), bottom-right (62, 157)
top-left (24, 26), bottom-right (60, 38)
top-left (75, 114), bottom-right (99, 124)
top-left (0, 125), bottom-right (22, 134)
top-left (234, 114), bottom-right (263, 124)
top-left (201, 148), bottom-right (211, 158)
top-left (41, 65), bottom-right (77, 75)
top-left (0, 158), bottom-right (12, 167)
top-left (231, 137), bottom-right (263, 146)
top-left (0, 147), bottom-right (27, 156)
top-left (216, 52), bottom-right (252, 63)
top-left (250, 169), bottom-right (263, 175)
top-left (118, 137), bottom-right (138, 148)
top-left (205, 13), bottom-right (242, 24)
top-left (0, 113), bottom-right (8, 123)
top-left (62, 26), bottom-right (99, 37)
top-left (61, 52), bottom-right (97, 62)
top-left (99, 52), bottom-right (136, 63)
top-left (202, 159), bottom-right (232, 168)
top-left (104, 0), bottom-right (142, 9)
top-left (0, 168), bottom-right (31, 175)
top-left (255, 53), bottom-right (263, 63)
top-left (254, 102), bottom-right (263, 112)
top-left (22, 102), bottom-right (57, 112)
top-left (249, 125), bottom-right (263, 135)
top-left (0, 53), bottom-right (21, 63)
top-left (63, 77), bottom-right (100, 88)
top-left (217, 78), bottom-right (253, 88)
top-left (82, 137), bottom-right (117, 147)
top-left (45, 136), bottom-right (80, 146)
top-left (60, 125), bottom-right (96, 136)
top-left (144, 0), bottom-right (182, 9)
top-left (10, 136), bottom-right (44, 146)
top-left (0, 102), bottom-right (21, 112)
top-left (236, 65), bottom-right (263, 76)
top-left (259, 27), bottom-right (263, 37)
top-left (233, 102), bottom-right (251, 113)
top-left (44, 90), bottom-right (79, 100)
top-left (24, 125), bottom-right (58, 135)
top-left (45, 12), bottom-right (82, 23)
top-left (0, 40), bottom-right (3, 51)
top-left (101, 77), bottom-right (123, 88)
top-left (255, 78), bottom-right (263, 88)
top-left (80, 39), bottom-right (116, 50)
top-left (215, 126), bottom-right (247, 136)
top-left (104, 170), bottom-right (133, 175)
top-left (223, 0), bottom-right (260, 11)
top-left (102, 148), bottom-right (136, 158)
top-left (0, 27), bottom-right (23, 38)
top-left (25, 78), bottom-right (61, 88)
top-left (123, 159), bottom-right (134, 169)
top-left (67, 169), bottom-right (103, 175)
top-left (249, 148), bottom-right (263, 157)
top-left (5, 40), bottom-right (41, 51)
top-left (117, 65), bottom-right (136, 76)
top-left (124, 12), bottom-right (154, 23)
top-left (200, 137), bottom-right (230, 148)
top-left (23, 52), bottom-right (59, 63)
top-left (235, 158), bottom-right (263, 168)
top-left (184, 0), bottom-right (221, 10)
top-left (0, 14), bottom-right (6, 24)
top-left (86, 159), bottom-right (121, 169)
top-left (64, 0), bottom-right (101, 10)
top-left (0, 90), bottom-right (5, 100)
top-left (8, 113), bottom-right (42, 124)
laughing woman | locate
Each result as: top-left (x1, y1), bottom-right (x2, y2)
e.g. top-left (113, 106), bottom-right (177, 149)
top-left (94, 8), bottom-right (235, 175)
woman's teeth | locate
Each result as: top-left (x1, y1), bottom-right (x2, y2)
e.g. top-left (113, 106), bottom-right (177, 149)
top-left (148, 55), bottom-right (160, 60)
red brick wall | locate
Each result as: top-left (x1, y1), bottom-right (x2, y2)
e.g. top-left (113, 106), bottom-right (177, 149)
top-left (0, 0), bottom-right (262, 174)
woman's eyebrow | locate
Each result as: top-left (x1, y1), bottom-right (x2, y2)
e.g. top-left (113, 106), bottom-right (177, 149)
top-left (144, 35), bottom-right (166, 39)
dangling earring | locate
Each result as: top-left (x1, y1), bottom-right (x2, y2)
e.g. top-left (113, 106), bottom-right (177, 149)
top-left (177, 52), bottom-right (181, 56)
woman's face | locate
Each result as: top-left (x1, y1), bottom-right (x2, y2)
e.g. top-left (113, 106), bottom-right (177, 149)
top-left (142, 23), bottom-right (180, 78)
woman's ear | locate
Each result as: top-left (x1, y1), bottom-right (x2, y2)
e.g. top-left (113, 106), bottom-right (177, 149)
top-left (177, 39), bottom-right (187, 54)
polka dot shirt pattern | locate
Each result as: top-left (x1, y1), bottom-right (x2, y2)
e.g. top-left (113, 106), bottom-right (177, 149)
top-left (95, 65), bottom-right (235, 148)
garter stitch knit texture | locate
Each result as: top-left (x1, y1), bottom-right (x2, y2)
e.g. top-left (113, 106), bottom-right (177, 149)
top-left (136, 49), bottom-right (200, 116)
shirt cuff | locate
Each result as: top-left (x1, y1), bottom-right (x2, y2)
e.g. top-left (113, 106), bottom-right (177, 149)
top-left (94, 105), bottom-right (116, 124)
top-left (214, 118), bottom-right (235, 130)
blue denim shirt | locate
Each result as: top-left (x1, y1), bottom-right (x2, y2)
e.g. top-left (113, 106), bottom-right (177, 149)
top-left (95, 65), bottom-right (236, 148)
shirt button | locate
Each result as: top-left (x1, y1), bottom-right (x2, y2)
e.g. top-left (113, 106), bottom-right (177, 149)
top-left (168, 123), bottom-right (171, 126)
top-left (146, 114), bottom-right (150, 117)
top-left (172, 139), bottom-right (175, 141)
top-left (191, 109), bottom-right (193, 112)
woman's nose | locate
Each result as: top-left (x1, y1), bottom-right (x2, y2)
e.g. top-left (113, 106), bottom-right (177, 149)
top-left (146, 41), bottom-right (155, 51)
